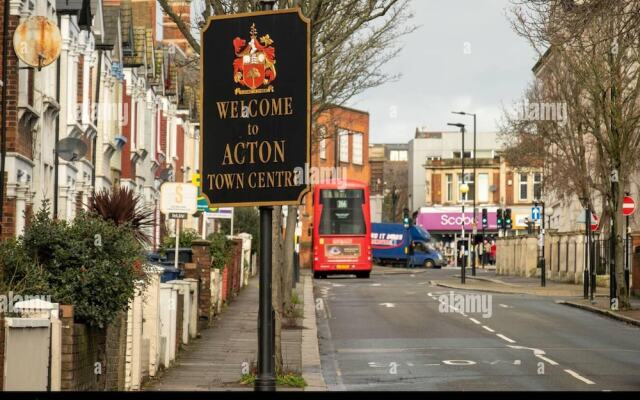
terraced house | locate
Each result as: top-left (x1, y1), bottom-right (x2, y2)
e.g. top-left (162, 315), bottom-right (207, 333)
top-left (0, 0), bottom-right (200, 247)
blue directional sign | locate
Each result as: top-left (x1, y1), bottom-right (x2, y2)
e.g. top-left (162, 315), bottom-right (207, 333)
top-left (531, 206), bottom-right (541, 221)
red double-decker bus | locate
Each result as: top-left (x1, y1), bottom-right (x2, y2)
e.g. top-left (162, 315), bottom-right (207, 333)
top-left (311, 179), bottom-right (372, 279)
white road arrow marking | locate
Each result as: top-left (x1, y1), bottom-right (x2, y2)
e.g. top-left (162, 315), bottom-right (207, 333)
top-left (507, 345), bottom-right (558, 365)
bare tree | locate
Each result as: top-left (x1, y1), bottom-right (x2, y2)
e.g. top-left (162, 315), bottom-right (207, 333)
top-left (158, 0), bottom-right (415, 370)
top-left (503, 0), bottom-right (640, 309)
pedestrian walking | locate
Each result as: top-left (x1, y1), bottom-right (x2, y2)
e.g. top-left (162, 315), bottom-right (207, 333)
top-left (490, 240), bottom-right (497, 265)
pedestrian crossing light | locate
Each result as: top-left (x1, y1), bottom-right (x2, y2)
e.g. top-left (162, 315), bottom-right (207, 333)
top-left (497, 208), bottom-right (503, 229)
top-left (403, 207), bottom-right (411, 229)
top-left (505, 208), bottom-right (512, 230)
top-left (482, 208), bottom-right (488, 229)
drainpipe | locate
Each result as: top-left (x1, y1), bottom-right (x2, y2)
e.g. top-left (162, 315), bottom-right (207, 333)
top-left (54, 14), bottom-right (62, 218)
top-left (0, 0), bottom-right (11, 232)
top-left (91, 46), bottom-right (104, 193)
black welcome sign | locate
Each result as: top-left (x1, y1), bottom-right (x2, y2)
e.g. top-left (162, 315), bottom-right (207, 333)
top-left (200, 9), bottom-right (310, 207)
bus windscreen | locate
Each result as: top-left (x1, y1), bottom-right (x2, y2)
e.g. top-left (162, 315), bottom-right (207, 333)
top-left (319, 189), bottom-right (366, 235)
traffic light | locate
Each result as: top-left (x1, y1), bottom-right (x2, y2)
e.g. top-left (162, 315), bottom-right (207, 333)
top-left (481, 208), bottom-right (488, 229)
top-left (505, 208), bottom-right (512, 230)
top-left (402, 208), bottom-right (411, 229)
top-left (497, 208), bottom-right (503, 229)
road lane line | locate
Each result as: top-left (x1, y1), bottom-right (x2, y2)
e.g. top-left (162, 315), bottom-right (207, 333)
top-left (496, 334), bottom-right (516, 343)
top-left (469, 318), bottom-right (481, 324)
top-left (482, 325), bottom-right (495, 333)
top-left (564, 369), bottom-right (595, 385)
top-left (535, 354), bottom-right (559, 366)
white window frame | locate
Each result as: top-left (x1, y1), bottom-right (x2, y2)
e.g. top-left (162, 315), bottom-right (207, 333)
top-left (319, 126), bottom-right (327, 160)
top-left (478, 173), bottom-right (489, 203)
top-left (338, 130), bottom-right (349, 163)
top-left (533, 172), bottom-right (542, 200)
top-left (446, 173), bottom-right (453, 202)
top-left (352, 132), bottom-right (363, 165)
top-left (519, 173), bottom-right (529, 201)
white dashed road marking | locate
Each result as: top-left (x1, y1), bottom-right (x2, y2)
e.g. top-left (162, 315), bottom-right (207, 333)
top-left (443, 360), bottom-right (476, 366)
top-left (469, 318), bottom-right (481, 325)
top-left (496, 334), bottom-right (516, 343)
top-left (482, 325), bottom-right (495, 333)
top-left (379, 302), bottom-right (395, 308)
top-left (535, 354), bottom-right (559, 366)
top-left (564, 369), bottom-right (595, 385)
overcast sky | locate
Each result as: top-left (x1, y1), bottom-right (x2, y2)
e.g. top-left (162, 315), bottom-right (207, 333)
top-left (349, 0), bottom-right (539, 144)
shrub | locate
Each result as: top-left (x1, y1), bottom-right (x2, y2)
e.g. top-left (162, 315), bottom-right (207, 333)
top-left (208, 232), bottom-right (232, 270)
top-left (3, 202), bottom-right (144, 328)
top-left (0, 238), bottom-right (51, 296)
top-left (88, 187), bottom-right (154, 246)
top-left (160, 228), bottom-right (201, 255)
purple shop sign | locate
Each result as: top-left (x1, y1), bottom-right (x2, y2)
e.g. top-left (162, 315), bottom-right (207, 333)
top-left (416, 210), bottom-right (498, 231)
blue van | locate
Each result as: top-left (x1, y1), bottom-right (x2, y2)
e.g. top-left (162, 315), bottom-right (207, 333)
top-left (371, 223), bottom-right (444, 268)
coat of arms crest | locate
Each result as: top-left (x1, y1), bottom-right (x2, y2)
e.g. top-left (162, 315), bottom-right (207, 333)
top-left (233, 23), bottom-right (276, 94)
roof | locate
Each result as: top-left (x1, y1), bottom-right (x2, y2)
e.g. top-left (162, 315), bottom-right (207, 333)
top-left (101, 6), bottom-right (120, 48)
top-left (124, 26), bottom-right (145, 67)
top-left (56, 0), bottom-right (84, 13)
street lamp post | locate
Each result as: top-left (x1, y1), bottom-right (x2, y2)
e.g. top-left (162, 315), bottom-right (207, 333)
top-left (448, 122), bottom-right (467, 284)
top-left (453, 111), bottom-right (477, 275)
top-left (255, 1), bottom-right (277, 393)
top-left (391, 184), bottom-right (398, 223)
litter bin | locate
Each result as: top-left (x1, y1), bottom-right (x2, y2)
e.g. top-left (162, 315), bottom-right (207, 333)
top-left (160, 261), bottom-right (184, 283)
top-left (165, 247), bottom-right (193, 264)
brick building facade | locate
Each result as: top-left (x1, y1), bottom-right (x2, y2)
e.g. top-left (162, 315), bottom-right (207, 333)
top-left (299, 105), bottom-right (371, 269)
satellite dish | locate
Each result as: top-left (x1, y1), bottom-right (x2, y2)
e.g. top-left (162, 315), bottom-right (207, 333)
top-left (56, 137), bottom-right (88, 162)
top-left (13, 16), bottom-right (62, 69)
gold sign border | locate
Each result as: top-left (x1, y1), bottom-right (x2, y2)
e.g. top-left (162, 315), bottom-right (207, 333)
top-left (199, 8), bottom-right (311, 208)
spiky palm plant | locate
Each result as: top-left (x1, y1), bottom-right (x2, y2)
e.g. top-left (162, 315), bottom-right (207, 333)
top-left (88, 187), bottom-right (154, 245)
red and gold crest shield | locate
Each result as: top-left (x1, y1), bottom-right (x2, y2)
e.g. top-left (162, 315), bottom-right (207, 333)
top-left (241, 62), bottom-right (266, 89)
top-left (233, 23), bottom-right (276, 92)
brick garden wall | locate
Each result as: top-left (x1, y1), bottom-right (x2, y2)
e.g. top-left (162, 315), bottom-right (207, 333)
top-left (60, 306), bottom-right (108, 391)
top-left (175, 294), bottom-right (184, 354)
top-left (189, 240), bottom-right (212, 328)
top-left (0, 313), bottom-right (5, 391)
top-left (104, 312), bottom-right (127, 391)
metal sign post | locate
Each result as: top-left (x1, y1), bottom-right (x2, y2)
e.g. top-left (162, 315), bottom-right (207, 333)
top-left (623, 194), bottom-right (635, 297)
top-left (160, 184), bottom-right (198, 270)
top-left (199, 0), bottom-right (310, 391)
top-left (610, 169), bottom-right (618, 310)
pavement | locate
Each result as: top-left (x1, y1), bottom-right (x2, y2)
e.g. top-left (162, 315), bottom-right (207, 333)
top-left (430, 267), bottom-right (640, 325)
top-left (314, 265), bottom-right (640, 390)
top-left (144, 273), bottom-right (321, 391)
top-left (432, 267), bottom-right (604, 297)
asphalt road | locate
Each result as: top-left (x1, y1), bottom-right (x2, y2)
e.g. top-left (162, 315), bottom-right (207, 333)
top-left (314, 266), bottom-right (640, 391)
